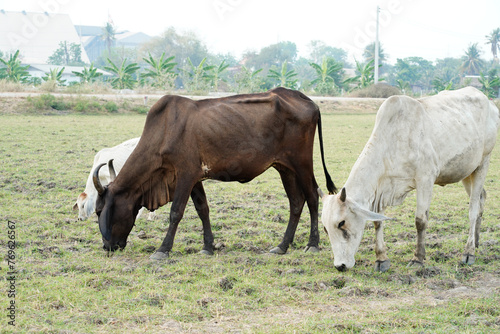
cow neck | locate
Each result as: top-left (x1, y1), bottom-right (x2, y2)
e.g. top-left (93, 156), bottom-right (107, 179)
top-left (343, 135), bottom-right (410, 214)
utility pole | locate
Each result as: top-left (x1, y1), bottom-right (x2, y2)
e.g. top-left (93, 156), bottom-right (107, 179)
top-left (374, 5), bottom-right (380, 84)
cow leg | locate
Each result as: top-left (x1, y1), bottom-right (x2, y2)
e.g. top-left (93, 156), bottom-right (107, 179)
top-left (408, 181), bottom-right (433, 267)
top-left (150, 179), bottom-right (195, 260)
top-left (190, 181), bottom-right (214, 255)
top-left (373, 211), bottom-right (390, 272)
top-left (270, 168), bottom-right (305, 254)
top-left (462, 157), bottom-right (490, 265)
top-left (294, 167), bottom-right (321, 253)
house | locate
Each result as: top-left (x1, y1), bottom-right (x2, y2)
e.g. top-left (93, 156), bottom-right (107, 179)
top-left (76, 25), bottom-right (152, 63)
top-left (0, 10), bottom-right (90, 64)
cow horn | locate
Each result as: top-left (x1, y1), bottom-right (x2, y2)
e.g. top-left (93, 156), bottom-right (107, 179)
top-left (93, 163), bottom-right (106, 196)
top-left (339, 187), bottom-right (347, 202)
top-left (108, 159), bottom-right (116, 182)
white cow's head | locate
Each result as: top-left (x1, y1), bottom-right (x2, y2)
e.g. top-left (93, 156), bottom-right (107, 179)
top-left (319, 187), bottom-right (391, 271)
top-left (73, 192), bottom-right (93, 220)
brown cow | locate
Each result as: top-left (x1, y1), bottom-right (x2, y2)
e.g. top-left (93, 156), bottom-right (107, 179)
top-left (93, 87), bottom-right (336, 260)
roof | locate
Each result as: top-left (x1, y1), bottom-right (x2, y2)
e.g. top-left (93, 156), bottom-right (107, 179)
top-left (0, 10), bottom-right (90, 64)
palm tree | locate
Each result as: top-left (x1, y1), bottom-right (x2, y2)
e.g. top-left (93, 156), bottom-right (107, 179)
top-left (104, 58), bottom-right (139, 89)
top-left (363, 42), bottom-right (387, 64)
top-left (267, 61), bottom-right (298, 89)
top-left (101, 22), bottom-right (116, 55)
top-left (461, 43), bottom-right (484, 75)
top-left (486, 28), bottom-right (500, 63)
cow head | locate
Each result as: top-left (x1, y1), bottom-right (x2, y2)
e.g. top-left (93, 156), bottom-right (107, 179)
top-left (93, 160), bottom-right (139, 251)
top-left (319, 187), bottom-right (391, 271)
top-left (73, 192), bottom-right (92, 221)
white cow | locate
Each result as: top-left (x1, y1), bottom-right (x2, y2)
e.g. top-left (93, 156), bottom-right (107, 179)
top-left (73, 137), bottom-right (155, 221)
top-left (319, 87), bottom-right (499, 272)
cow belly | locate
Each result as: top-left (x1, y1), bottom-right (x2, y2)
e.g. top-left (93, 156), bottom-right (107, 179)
top-left (435, 151), bottom-right (483, 186)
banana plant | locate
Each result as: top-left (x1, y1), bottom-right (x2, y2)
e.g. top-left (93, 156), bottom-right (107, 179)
top-left (42, 67), bottom-right (66, 86)
top-left (72, 63), bottom-right (103, 84)
top-left (268, 60), bottom-right (297, 89)
top-left (0, 50), bottom-right (30, 83)
top-left (104, 58), bottom-right (140, 89)
top-left (141, 52), bottom-right (177, 88)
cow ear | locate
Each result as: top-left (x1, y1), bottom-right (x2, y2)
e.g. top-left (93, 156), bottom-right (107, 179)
top-left (359, 208), bottom-right (392, 222)
top-left (317, 188), bottom-right (327, 201)
top-left (72, 202), bottom-right (78, 211)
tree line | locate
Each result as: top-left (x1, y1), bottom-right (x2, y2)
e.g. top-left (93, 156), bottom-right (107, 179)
top-left (1, 26), bottom-right (499, 98)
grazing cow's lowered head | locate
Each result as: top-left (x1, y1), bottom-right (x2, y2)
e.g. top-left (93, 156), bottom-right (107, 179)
top-left (93, 160), bottom-right (142, 251)
top-left (319, 188), bottom-right (391, 271)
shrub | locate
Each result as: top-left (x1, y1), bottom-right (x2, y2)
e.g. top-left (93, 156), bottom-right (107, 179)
top-left (28, 94), bottom-right (68, 111)
top-left (349, 83), bottom-right (401, 98)
top-left (104, 101), bottom-right (118, 113)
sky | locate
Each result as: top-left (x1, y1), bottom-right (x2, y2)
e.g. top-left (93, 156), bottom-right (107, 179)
top-left (2, 0), bottom-right (499, 64)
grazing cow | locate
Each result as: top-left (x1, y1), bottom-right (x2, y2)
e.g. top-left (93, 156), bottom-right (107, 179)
top-left (319, 87), bottom-right (499, 272)
top-left (73, 138), bottom-right (154, 221)
top-left (93, 88), bottom-right (336, 259)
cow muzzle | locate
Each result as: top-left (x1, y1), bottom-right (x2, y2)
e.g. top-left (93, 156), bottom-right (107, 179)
top-left (335, 263), bottom-right (347, 272)
top-left (102, 240), bottom-right (126, 252)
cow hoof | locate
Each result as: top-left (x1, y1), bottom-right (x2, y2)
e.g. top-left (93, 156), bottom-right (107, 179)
top-left (304, 246), bottom-right (320, 253)
top-left (375, 259), bottom-right (391, 272)
top-left (407, 260), bottom-right (424, 268)
top-left (199, 249), bottom-right (213, 256)
top-left (150, 251), bottom-right (169, 261)
top-left (462, 254), bottom-right (475, 265)
top-left (269, 246), bottom-right (286, 255)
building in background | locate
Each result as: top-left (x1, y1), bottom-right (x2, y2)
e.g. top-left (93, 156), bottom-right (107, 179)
top-left (0, 10), bottom-right (90, 64)
top-left (76, 25), bottom-right (151, 63)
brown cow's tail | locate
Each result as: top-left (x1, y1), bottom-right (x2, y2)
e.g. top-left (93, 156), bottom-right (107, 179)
top-left (318, 112), bottom-right (337, 194)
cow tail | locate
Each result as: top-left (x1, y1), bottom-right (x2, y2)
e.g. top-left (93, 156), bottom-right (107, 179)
top-left (318, 112), bottom-right (337, 194)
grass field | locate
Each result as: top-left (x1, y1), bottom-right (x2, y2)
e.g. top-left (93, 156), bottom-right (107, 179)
top-left (1, 99), bottom-right (500, 333)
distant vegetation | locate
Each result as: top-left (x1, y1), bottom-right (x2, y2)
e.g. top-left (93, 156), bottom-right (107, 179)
top-left (1, 26), bottom-right (500, 98)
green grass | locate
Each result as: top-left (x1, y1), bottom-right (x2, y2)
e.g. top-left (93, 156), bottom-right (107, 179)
top-left (1, 110), bottom-right (499, 333)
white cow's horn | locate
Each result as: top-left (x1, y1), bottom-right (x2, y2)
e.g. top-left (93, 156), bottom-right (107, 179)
top-left (108, 159), bottom-right (116, 182)
top-left (93, 163), bottom-right (106, 195)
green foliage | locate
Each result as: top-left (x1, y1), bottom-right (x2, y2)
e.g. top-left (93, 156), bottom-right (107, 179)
top-left (234, 66), bottom-right (263, 93)
top-left (104, 101), bottom-right (119, 112)
top-left (104, 58), bottom-right (140, 89)
top-left (27, 93), bottom-right (68, 111)
top-left (478, 68), bottom-right (500, 98)
top-left (267, 60), bottom-right (298, 89)
top-left (42, 67), bottom-right (66, 86)
top-left (309, 57), bottom-right (343, 95)
top-left (72, 63), bottom-right (103, 84)
top-left (350, 59), bottom-right (385, 91)
top-left (486, 28), bottom-right (500, 62)
top-left (181, 57), bottom-right (215, 93)
top-left (101, 22), bottom-right (117, 54)
top-left (209, 59), bottom-right (230, 91)
top-left (461, 43), bottom-right (485, 75)
top-left (141, 52), bottom-right (177, 89)
top-left (0, 50), bottom-right (30, 83)
top-left (431, 76), bottom-right (454, 93)
top-left (47, 41), bottom-right (84, 66)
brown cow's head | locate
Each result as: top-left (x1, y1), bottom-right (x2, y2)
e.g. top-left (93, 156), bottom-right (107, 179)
top-left (93, 160), bottom-right (140, 251)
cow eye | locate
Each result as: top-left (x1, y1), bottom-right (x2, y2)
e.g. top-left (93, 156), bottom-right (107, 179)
top-left (338, 221), bottom-right (345, 229)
